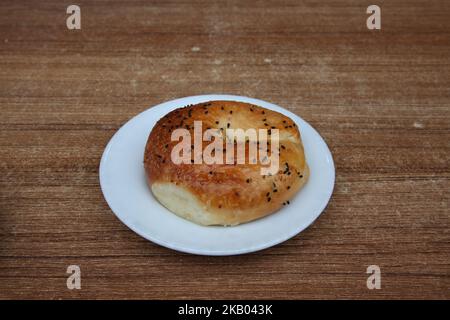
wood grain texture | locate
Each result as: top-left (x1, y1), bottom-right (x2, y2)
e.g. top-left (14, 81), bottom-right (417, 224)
top-left (0, 0), bottom-right (449, 299)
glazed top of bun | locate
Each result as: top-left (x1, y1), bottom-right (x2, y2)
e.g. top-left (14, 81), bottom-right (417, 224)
top-left (144, 100), bottom-right (308, 225)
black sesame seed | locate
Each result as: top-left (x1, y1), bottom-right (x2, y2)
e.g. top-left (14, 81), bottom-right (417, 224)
top-left (229, 110), bottom-right (233, 114)
top-left (215, 121), bottom-right (219, 124)
top-left (266, 192), bottom-right (270, 197)
top-left (227, 123), bottom-right (230, 128)
top-left (287, 186), bottom-right (291, 190)
top-left (267, 197), bottom-right (271, 202)
top-left (246, 179), bottom-right (250, 183)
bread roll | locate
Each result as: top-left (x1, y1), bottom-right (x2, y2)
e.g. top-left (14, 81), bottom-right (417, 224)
top-left (144, 100), bottom-right (309, 226)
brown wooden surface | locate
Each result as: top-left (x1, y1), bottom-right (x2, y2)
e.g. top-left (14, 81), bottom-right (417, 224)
top-left (0, 0), bottom-right (449, 299)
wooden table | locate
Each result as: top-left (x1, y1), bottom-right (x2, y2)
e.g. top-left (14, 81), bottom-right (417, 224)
top-left (1, 0), bottom-right (449, 299)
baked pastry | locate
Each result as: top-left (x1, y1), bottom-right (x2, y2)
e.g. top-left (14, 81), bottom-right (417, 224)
top-left (144, 100), bottom-right (309, 226)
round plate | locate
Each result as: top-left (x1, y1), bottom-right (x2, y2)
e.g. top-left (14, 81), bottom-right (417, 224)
top-left (99, 95), bottom-right (335, 255)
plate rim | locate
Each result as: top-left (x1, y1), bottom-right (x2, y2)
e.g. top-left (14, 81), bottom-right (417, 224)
top-left (99, 94), bottom-right (335, 256)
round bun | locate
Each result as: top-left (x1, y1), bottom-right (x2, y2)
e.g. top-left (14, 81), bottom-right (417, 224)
top-left (144, 101), bottom-right (309, 226)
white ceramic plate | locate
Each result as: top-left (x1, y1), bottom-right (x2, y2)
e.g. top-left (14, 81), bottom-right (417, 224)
top-left (99, 95), bottom-right (335, 255)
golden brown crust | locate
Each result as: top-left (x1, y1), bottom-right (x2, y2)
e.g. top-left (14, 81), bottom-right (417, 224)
top-left (144, 100), bottom-right (309, 226)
